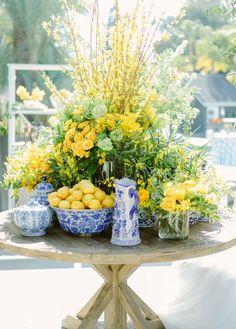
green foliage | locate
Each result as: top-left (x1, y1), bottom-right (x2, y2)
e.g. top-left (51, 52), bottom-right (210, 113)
top-left (156, 0), bottom-right (235, 74)
top-left (0, 0), bottom-right (86, 92)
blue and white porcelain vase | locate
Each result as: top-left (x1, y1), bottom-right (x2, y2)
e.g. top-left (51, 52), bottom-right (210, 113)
top-left (14, 198), bottom-right (53, 237)
top-left (35, 176), bottom-right (54, 206)
top-left (35, 176), bottom-right (55, 227)
top-left (111, 178), bottom-right (141, 246)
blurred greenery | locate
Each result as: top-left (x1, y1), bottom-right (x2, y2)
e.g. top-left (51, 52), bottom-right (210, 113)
top-left (0, 0), bottom-right (87, 93)
top-left (156, 0), bottom-right (236, 75)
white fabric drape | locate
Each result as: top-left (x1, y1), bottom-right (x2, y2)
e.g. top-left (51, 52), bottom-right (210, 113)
top-left (158, 247), bottom-right (236, 329)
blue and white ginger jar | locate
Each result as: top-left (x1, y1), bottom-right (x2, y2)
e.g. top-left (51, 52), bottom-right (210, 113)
top-left (111, 178), bottom-right (141, 246)
top-left (35, 176), bottom-right (55, 227)
top-left (35, 176), bottom-right (54, 206)
top-left (14, 198), bottom-right (53, 237)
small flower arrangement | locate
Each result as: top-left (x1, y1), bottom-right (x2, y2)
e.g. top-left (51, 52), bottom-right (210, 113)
top-left (160, 179), bottom-right (220, 221)
top-left (158, 175), bottom-right (228, 239)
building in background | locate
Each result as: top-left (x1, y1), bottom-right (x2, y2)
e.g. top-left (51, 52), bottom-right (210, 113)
top-left (192, 74), bottom-right (236, 137)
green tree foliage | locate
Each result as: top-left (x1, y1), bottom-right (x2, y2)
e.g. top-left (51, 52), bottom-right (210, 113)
top-left (0, 0), bottom-right (87, 92)
top-left (156, 0), bottom-right (235, 74)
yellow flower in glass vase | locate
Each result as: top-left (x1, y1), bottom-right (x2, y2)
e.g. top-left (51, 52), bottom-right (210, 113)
top-left (177, 199), bottom-right (191, 212)
top-left (160, 197), bottom-right (177, 213)
top-left (165, 186), bottom-right (186, 202)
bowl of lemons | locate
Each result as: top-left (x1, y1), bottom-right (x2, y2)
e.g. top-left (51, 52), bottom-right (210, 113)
top-left (48, 180), bottom-right (114, 236)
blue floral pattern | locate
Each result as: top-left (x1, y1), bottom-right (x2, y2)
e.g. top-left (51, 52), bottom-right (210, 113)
top-left (14, 198), bottom-right (52, 236)
top-left (52, 207), bottom-right (113, 235)
top-left (111, 178), bottom-right (141, 246)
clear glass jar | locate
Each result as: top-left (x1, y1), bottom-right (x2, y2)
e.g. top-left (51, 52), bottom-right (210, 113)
top-left (158, 212), bottom-right (189, 240)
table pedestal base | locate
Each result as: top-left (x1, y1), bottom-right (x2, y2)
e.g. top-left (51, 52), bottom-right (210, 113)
top-left (62, 264), bottom-right (165, 329)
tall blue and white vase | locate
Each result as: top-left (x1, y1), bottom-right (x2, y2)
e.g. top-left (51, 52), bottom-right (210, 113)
top-left (111, 178), bottom-right (141, 246)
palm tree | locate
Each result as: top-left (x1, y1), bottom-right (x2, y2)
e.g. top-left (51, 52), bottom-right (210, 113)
top-left (0, 0), bottom-right (87, 92)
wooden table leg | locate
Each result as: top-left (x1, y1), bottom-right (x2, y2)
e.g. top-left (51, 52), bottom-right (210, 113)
top-left (62, 264), bottom-right (166, 329)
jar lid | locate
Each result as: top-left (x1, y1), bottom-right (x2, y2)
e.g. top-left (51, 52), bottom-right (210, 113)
top-left (35, 176), bottom-right (54, 194)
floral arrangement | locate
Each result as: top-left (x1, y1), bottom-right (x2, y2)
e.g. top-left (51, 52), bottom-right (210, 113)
top-left (2, 0), bottom-right (229, 227)
top-left (160, 179), bottom-right (220, 221)
top-left (16, 86), bottom-right (45, 102)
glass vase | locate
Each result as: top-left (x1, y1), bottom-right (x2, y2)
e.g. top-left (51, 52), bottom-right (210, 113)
top-left (158, 212), bottom-right (189, 240)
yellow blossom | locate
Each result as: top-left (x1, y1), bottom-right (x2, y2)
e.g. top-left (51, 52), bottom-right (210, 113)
top-left (138, 189), bottom-right (149, 203)
top-left (82, 139), bottom-right (94, 150)
top-left (16, 86), bottom-right (30, 101)
top-left (160, 197), bottom-right (177, 212)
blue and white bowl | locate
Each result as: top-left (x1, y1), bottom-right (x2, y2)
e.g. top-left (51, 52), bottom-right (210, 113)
top-left (52, 207), bottom-right (113, 236)
top-left (138, 208), bottom-right (158, 228)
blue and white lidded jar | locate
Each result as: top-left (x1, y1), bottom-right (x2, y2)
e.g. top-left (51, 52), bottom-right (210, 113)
top-left (35, 176), bottom-right (54, 206)
top-left (35, 176), bottom-right (55, 227)
top-left (111, 178), bottom-right (141, 246)
top-left (14, 198), bottom-right (53, 237)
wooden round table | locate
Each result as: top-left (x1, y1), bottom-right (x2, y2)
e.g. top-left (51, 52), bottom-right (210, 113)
top-left (1, 210), bottom-right (236, 329)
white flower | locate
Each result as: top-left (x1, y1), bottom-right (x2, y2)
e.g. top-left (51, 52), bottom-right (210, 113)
top-left (110, 129), bottom-right (123, 142)
top-left (92, 103), bottom-right (108, 119)
top-left (97, 138), bottom-right (113, 151)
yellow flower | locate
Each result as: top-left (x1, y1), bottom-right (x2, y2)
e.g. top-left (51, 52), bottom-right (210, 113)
top-left (16, 86), bottom-right (30, 101)
top-left (65, 127), bottom-right (76, 139)
top-left (183, 180), bottom-right (197, 189)
top-left (82, 139), bottom-right (94, 150)
top-left (31, 87), bottom-right (45, 101)
top-left (74, 133), bottom-right (83, 143)
top-left (78, 121), bottom-right (89, 129)
top-left (138, 189), bottom-right (149, 203)
top-left (64, 120), bottom-right (72, 131)
top-left (86, 130), bottom-right (96, 142)
top-left (81, 125), bottom-right (91, 136)
top-left (98, 153), bottom-right (106, 165)
top-left (160, 197), bottom-right (177, 212)
top-left (177, 200), bottom-right (190, 212)
top-left (206, 192), bottom-right (218, 204)
top-left (165, 186), bottom-right (186, 202)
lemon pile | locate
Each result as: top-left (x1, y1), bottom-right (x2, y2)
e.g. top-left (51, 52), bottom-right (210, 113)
top-left (48, 180), bottom-right (115, 210)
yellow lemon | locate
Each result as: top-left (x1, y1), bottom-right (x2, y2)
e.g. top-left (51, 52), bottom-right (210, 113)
top-left (102, 197), bottom-right (114, 208)
top-left (71, 201), bottom-right (85, 210)
top-left (88, 199), bottom-right (102, 210)
top-left (82, 194), bottom-right (94, 207)
top-left (71, 190), bottom-right (83, 201)
top-left (49, 197), bottom-right (62, 207)
top-left (80, 182), bottom-right (96, 194)
top-left (66, 195), bottom-right (74, 203)
top-left (58, 200), bottom-right (71, 209)
top-left (69, 188), bottom-right (75, 194)
top-left (48, 192), bottom-right (58, 201)
top-left (94, 190), bottom-right (106, 201)
top-left (57, 186), bottom-right (70, 200)
top-left (76, 179), bottom-right (91, 189)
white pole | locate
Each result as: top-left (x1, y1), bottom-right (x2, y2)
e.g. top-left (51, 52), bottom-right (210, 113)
top-left (8, 65), bottom-right (16, 208)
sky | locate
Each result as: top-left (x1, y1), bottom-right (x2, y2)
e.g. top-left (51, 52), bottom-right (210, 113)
top-left (79, 0), bottom-right (186, 40)
top-left (99, 0), bottom-right (186, 19)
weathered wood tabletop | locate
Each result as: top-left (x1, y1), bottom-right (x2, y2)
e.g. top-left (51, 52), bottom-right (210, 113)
top-left (1, 209), bottom-right (236, 329)
top-left (0, 210), bottom-right (236, 264)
